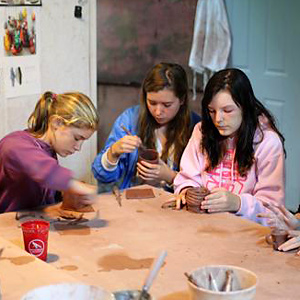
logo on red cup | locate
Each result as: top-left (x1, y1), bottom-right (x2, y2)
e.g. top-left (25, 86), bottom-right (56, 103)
top-left (28, 239), bottom-right (45, 257)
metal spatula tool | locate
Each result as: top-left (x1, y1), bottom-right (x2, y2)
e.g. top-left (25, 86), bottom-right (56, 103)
top-left (139, 250), bottom-right (167, 300)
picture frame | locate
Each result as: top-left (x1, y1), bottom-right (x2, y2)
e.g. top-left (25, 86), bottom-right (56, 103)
top-left (0, 0), bottom-right (42, 6)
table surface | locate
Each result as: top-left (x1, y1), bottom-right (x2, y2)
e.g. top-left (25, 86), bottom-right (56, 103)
top-left (0, 185), bottom-right (299, 300)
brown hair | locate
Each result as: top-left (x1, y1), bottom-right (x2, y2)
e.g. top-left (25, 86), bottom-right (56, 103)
top-left (201, 68), bottom-right (285, 176)
top-left (138, 62), bottom-right (192, 168)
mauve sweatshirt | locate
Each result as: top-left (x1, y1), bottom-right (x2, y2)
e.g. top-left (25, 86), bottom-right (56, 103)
top-left (0, 130), bottom-right (72, 213)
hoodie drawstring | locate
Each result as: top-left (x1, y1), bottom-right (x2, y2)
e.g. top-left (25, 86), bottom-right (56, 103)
top-left (219, 148), bottom-right (236, 188)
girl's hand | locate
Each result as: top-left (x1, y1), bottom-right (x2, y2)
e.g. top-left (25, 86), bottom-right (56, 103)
top-left (257, 203), bottom-right (300, 230)
top-left (109, 135), bottom-right (142, 162)
top-left (66, 180), bottom-right (98, 205)
top-left (137, 158), bottom-right (177, 184)
top-left (201, 187), bottom-right (241, 213)
top-left (278, 231), bottom-right (300, 255)
top-left (175, 188), bottom-right (189, 209)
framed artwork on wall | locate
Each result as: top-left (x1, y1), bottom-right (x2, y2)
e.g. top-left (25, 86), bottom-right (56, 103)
top-left (0, 0), bottom-right (42, 6)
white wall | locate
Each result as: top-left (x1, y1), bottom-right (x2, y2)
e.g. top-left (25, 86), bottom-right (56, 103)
top-left (0, 0), bottom-right (97, 183)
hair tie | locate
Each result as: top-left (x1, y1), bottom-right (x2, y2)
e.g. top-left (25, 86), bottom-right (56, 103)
top-left (52, 93), bottom-right (57, 101)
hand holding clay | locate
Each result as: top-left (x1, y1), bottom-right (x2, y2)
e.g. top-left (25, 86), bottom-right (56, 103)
top-left (176, 188), bottom-right (189, 210)
top-left (66, 180), bottom-right (98, 207)
top-left (185, 186), bottom-right (210, 213)
top-left (278, 232), bottom-right (300, 254)
top-left (265, 229), bottom-right (289, 251)
top-left (137, 158), bottom-right (176, 185)
top-left (201, 187), bottom-right (241, 213)
top-left (176, 186), bottom-right (211, 211)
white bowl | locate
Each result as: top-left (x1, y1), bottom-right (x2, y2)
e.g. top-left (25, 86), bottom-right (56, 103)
top-left (21, 283), bottom-right (114, 300)
top-left (187, 265), bottom-right (257, 300)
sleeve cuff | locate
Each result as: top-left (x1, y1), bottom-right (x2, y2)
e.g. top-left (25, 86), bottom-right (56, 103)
top-left (101, 149), bottom-right (119, 171)
top-left (235, 194), bottom-right (244, 216)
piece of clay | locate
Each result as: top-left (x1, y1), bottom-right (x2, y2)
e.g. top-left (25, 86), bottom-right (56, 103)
top-left (61, 192), bottom-right (95, 212)
top-left (186, 186), bottom-right (210, 213)
top-left (125, 188), bottom-right (155, 199)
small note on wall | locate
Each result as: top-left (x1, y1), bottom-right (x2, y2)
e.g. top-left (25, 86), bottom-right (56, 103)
top-left (2, 57), bottom-right (41, 98)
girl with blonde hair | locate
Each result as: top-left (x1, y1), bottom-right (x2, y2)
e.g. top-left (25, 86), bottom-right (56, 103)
top-left (0, 91), bottom-right (99, 213)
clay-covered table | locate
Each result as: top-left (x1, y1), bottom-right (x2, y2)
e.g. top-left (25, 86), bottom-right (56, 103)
top-left (0, 185), bottom-right (299, 299)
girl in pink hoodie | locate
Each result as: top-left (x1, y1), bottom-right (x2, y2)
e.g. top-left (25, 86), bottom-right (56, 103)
top-left (174, 68), bottom-right (285, 225)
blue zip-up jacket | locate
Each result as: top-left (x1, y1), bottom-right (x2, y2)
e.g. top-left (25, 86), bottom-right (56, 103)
top-left (92, 105), bottom-right (201, 190)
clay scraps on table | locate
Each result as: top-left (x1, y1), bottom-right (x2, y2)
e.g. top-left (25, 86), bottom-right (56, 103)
top-left (15, 204), bottom-right (88, 224)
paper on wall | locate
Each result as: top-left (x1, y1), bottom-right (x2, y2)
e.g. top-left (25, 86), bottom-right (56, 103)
top-left (3, 56), bottom-right (41, 98)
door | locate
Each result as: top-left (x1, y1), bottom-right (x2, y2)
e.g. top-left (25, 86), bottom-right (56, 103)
top-left (225, 0), bottom-right (300, 211)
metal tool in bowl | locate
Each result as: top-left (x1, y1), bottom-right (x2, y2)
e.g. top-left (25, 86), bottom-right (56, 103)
top-left (139, 250), bottom-right (167, 299)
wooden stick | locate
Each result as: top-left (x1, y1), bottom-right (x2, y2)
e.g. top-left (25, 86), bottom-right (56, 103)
top-left (184, 272), bottom-right (200, 288)
top-left (224, 270), bottom-right (233, 292)
top-left (120, 124), bottom-right (147, 151)
top-left (120, 124), bottom-right (132, 136)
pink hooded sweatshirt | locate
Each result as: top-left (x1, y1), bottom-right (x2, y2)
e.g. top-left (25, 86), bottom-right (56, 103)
top-left (174, 122), bottom-right (285, 226)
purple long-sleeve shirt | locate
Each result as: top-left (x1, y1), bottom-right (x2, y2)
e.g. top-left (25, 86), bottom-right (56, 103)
top-left (0, 130), bottom-right (72, 213)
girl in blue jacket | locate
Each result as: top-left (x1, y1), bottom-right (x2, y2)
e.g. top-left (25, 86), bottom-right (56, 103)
top-left (92, 62), bottom-right (200, 191)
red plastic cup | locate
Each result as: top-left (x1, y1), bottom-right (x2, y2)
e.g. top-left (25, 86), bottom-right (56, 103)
top-left (21, 219), bottom-right (50, 261)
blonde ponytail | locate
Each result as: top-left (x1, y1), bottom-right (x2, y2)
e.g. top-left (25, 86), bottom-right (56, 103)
top-left (28, 91), bottom-right (56, 136)
top-left (28, 91), bottom-right (99, 137)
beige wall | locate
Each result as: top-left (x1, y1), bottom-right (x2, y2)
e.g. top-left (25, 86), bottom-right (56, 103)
top-left (0, 0), bottom-right (97, 183)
